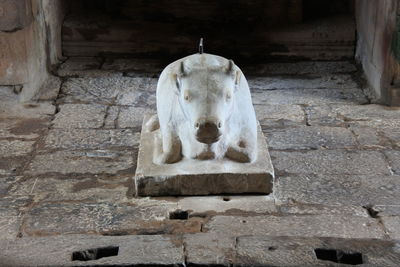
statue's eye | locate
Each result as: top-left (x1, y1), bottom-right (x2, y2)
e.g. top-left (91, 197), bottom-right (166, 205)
top-left (226, 91), bottom-right (232, 101)
top-left (184, 91), bottom-right (190, 101)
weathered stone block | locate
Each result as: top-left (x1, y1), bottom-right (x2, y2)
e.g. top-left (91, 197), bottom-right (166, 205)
top-left (384, 150), bottom-right (400, 175)
top-left (0, 0), bottom-right (33, 31)
top-left (0, 87), bottom-right (55, 119)
top-left (103, 105), bottom-right (119, 128)
top-left (0, 176), bottom-right (22, 196)
top-left (0, 235), bottom-right (184, 266)
top-left (266, 126), bottom-right (356, 150)
top-left (236, 236), bottom-right (400, 266)
top-left (382, 127), bottom-right (400, 148)
top-left (251, 88), bottom-right (368, 105)
top-left (22, 200), bottom-right (177, 236)
top-left (57, 57), bottom-right (102, 77)
top-left (0, 196), bottom-right (31, 240)
top-left (306, 105), bottom-right (347, 126)
top-left (350, 126), bottom-right (385, 148)
top-left (0, 157), bottom-right (25, 176)
top-left (56, 56), bottom-right (122, 78)
top-left (26, 150), bottom-right (134, 175)
top-left (59, 75), bottom-right (125, 105)
top-left (204, 215), bottom-right (386, 239)
top-left (254, 104), bottom-right (305, 127)
top-left (248, 74), bottom-right (358, 90)
top-left (178, 195), bottom-right (276, 214)
top-left (271, 150), bottom-right (391, 176)
top-left (382, 216), bottom-right (400, 239)
top-left (135, 115), bottom-right (274, 196)
top-left (11, 175), bottom-right (131, 202)
top-left (320, 104), bottom-right (400, 128)
top-left (118, 107), bottom-right (155, 128)
top-left (275, 174), bottom-right (400, 206)
top-left (279, 203), bottom-right (369, 217)
top-left (0, 140), bottom-right (35, 156)
top-left (184, 233), bottom-right (236, 266)
top-left (0, 118), bottom-right (47, 140)
top-left (52, 104), bottom-right (106, 129)
top-left (37, 76), bottom-right (62, 101)
top-left (117, 88), bottom-right (156, 108)
top-left (117, 78), bottom-right (157, 106)
top-left (373, 205), bottom-right (400, 216)
top-left (44, 129), bottom-right (139, 150)
top-left (306, 104), bottom-right (400, 128)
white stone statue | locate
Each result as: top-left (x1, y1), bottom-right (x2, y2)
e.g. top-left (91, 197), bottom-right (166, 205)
top-left (153, 52), bottom-right (258, 164)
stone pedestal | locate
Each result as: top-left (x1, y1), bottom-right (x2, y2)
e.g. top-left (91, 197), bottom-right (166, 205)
top-left (134, 115), bottom-right (274, 196)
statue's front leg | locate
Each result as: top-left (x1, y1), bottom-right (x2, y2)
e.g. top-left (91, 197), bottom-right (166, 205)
top-left (225, 139), bottom-right (257, 163)
top-left (154, 127), bottom-right (182, 164)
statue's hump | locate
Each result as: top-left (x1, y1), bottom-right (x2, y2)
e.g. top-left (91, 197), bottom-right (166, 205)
top-left (169, 53), bottom-right (229, 71)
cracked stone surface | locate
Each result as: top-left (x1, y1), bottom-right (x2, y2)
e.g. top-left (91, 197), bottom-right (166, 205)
top-left (22, 200), bottom-right (177, 236)
top-left (271, 150), bottom-right (391, 175)
top-left (265, 126), bottom-right (356, 150)
top-left (275, 174), bottom-right (400, 206)
top-left (204, 214), bottom-right (386, 239)
top-left (382, 216), bottom-right (400, 239)
top-left (251, 88), bottom-right (368, 105)
top-left (52, 104), bottom-right (107, 129)
top-left (0, 140), bottom-right (35, 156)
top-left (0, 196), bottom-right (32, 240)
top-left (235, 236), bottom-right (400, 266)
top-left (0, 235), bottom-right (184, 266)
top-left (44, 129), bottom-right (140, 150)
top-left (1, 58), bottom-right (400, 265)
top-left (255, 104), bottom-right (305, 127)
top-left (184, 233), bottom-right (236, 265)
top-left (57, 57), bottom-right (103, 77)
top-left (26, 150), bottom-right (135, 175)
top-left (118, 106), bottom-right (155, 128)
top-left (384, 150), bottom-right (400, 175)
top-left (10, 175), bottom-right (132, 202)
top-left (248, 74), bottom-right (358, 90)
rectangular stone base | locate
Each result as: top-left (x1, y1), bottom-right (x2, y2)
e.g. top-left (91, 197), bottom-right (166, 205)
top-left (134, 115), bottom-right (274, 196)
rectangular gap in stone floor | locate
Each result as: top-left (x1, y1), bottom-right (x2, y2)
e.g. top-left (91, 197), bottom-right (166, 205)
top-left (314, 248), bottom-right (363, 265)
top-left (72, 246), bottom-right (120, 262)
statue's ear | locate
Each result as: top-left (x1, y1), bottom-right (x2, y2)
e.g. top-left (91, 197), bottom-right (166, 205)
top-left (179, 61), bottom-right (186, 76)
top-left (226, 60), bottom-right (241, 86)
top-left (174, 61), bottom-right (186, 93)
top-left (173, 73), bottom-right (181, 94)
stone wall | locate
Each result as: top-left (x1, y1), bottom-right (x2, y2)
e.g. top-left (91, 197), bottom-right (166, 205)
top-left (355, 0), bottom-right (400, 105)
top-left (0, 0), bottom-right (66, 102)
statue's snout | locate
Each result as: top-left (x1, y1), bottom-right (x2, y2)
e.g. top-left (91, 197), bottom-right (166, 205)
top-left (195, 119), bottom-right (221, 144)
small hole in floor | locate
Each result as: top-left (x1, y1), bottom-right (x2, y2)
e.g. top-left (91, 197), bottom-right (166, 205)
top-left (24, 104), bottom-right (38, 108)
top-left (315, 248), bottom-right (363, 265)
top-left (222, 197), bottom-right (231, 202)
top-left (72, 246), bottom-right (119, 261)
top-left (315, 249), bottom-right (337, 262)
top-left (169, 209), bottom-right (189, 220)
top-left (241, 220), bottom-right (247, 223)
top-left (362, 205), bottom-right (379, 218)
top-left (268, 246), bottom-right (277, 251)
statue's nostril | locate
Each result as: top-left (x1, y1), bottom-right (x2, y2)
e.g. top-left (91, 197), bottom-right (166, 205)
top-left (218, 122), bottom-right (222, 128)
top-left (195, 122), bottom-right (200, 129)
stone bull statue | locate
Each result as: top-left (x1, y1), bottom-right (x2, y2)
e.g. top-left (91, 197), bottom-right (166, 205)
top-left (154, 49), bottom-right (258, 164)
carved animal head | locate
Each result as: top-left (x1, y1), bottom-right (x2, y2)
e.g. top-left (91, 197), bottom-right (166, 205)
top-left (175, 59), bottom-right (241, 144)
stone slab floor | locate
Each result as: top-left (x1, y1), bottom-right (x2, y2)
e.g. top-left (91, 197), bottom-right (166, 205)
top-left (1, 57), bottom-right (400, 266)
